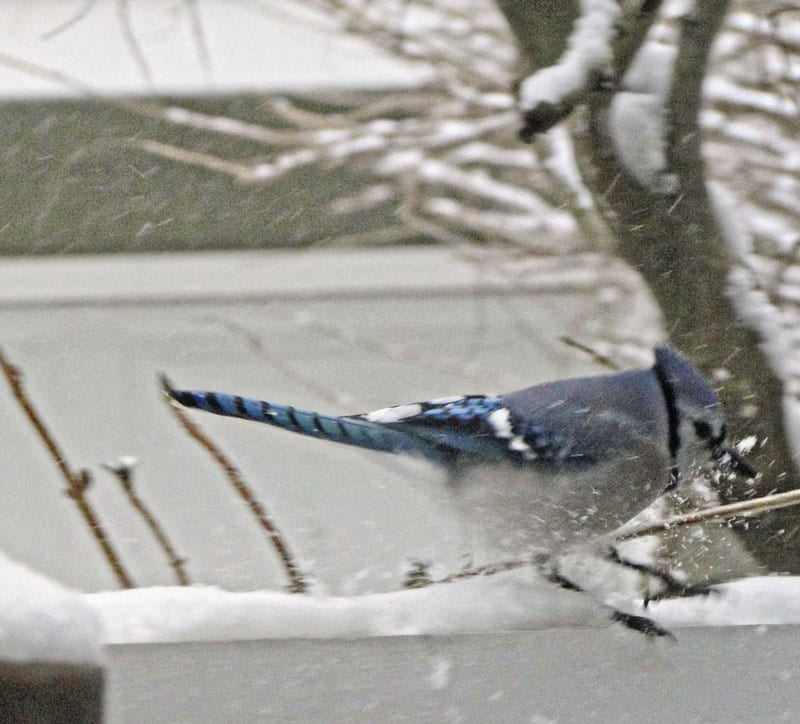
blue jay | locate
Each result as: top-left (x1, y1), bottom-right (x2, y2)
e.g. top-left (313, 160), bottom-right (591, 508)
top-left (164, 346), bottom-right (755, 632)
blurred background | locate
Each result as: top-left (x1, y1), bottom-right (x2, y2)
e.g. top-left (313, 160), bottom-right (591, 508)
top-left (0, 0), bottom-right (798, 594)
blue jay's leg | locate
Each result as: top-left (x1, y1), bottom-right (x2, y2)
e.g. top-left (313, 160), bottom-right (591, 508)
top-left (609, 611), bottom-right (674, 637)
top-left (540, 554), bottom-right (674, 638)
top-left (605, 547), bottom-right (715, 607)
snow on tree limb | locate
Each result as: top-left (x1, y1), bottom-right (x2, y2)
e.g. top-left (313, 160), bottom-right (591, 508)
top-left (518, 0), bottom-right (621, 139)
top-left (610, 39), bottom-right (679, 194)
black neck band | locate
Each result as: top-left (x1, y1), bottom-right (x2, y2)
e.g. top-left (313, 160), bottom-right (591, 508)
top-left (653, 362), bottom-right (681, 488)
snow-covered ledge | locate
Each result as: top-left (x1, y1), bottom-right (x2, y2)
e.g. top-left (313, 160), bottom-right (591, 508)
top-left (0, 552), bottom-right (104, 722)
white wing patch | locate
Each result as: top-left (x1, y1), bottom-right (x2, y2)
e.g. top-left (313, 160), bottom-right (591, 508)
top-left (487, 408), bottom-right (513, 437)
top-left (365, 403), bottom-right (423, 423)
top-left (487, 408), bottom-right (535, 459)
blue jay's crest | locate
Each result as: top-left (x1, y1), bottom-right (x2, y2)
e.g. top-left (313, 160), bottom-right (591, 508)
top-left (653, 347), bottom-right (721, 413)
top-left (163, 346), bottom-right (755, 489)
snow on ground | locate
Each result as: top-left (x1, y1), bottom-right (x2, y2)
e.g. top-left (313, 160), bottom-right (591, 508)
top-left (648, 576), bottom-right (800, 627)
top-left (4, 550), bottom-right (800, 652)
top-left (0, 552), bottom-right (103, 664)
top-left (87, 569), bottom-right (800, 645)
top-left (88, 568), bottom-right (611, 644)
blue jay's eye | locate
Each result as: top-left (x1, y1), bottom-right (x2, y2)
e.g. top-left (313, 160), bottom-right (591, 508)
top-left (693, 420), bottom-right (713, 440)
top-left (694, 420), bottom-right (726, 447)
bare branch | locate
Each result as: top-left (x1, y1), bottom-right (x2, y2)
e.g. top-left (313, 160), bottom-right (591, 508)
top-left (102, 458), bottom-right (190, 586)
top-left (117, 0), bottom-right (153, 84)
top-left (0, 348), bottom-right (134, 589)
top-left (612, 487), bottom-right (800, 542)
top-left (160, 374), bottom-right (308, 594)
top-left (40, 0), bottom-right (100, 40)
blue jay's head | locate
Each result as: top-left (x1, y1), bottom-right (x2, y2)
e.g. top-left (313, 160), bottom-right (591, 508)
top-left (654, 347), bottom-right (755, 481)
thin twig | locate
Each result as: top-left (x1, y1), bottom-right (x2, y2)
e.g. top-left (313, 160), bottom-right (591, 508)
top-left (0, 347), bottom-right (134, 588)
top-left (404, 558), bottom-right (530, 590)
top-left (438, 559), bottom-right (529, 583)
top-left (160, 374), bottom-right (308, 593)
top-left (560, 336), bottom-right (622, 370)
top-left (40, 0), bottom-right (100, 40)
top-left (102, 459), bottom-right (190, 586)
top-left (186, 0), bottom-right (211, 79)
top-left (117, 0), bottom-right (153, 84)
top-left (611, 487), bottom-right (800, 543)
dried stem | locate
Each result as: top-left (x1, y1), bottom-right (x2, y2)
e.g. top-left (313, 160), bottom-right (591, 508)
top-left (611, 487), bottom-right (800, 543)
top-left (0, 347), bottom-right (134, 589)
top-left (438, 559), bottom-right (530, 583)
top-left (160, 375), bottom-right (308, 593)
top-left (102, 461), bottom-right (190, 586)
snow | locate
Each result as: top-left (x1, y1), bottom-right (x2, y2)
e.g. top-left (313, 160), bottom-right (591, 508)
top-left (85, 570), bottom-right (800, 645)
top-left (705, 76), bottom-right (799, 117)
top-left (709, 180), bottom-right (800, 459)
top-left (650, 577), bottom-right (800, 627)
top-left (4, 547), bottom-right (800, 651)
top-left (0, 552), bottom-right (103, 664)
top-left (87, 567), bottom-right (611, 644)
top-left (518, 0), bottom-right (620, 108)
top-left (609, 40), bottom-right (678, 194)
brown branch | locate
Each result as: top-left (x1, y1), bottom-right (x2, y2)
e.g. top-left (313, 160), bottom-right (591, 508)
top-left (438, 559), bottom-right (530, 583)
top-left (0, 348), bottom-right (134, 589)
top-left (160, 375), bottom-right (308, 593)
top-left (102, 460), bottom-right (190, 586)
top-left (403, 558), bottom-right (530, 589)
top-left (117, 0), bottom-right (153, 84)
top-left (559, 336), bottom-right (622, 371)
top-left (612, 487), bottom-right (800, 543)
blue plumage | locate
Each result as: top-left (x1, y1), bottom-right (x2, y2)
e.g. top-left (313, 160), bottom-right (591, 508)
top-left (163, 344), bottom-right (756, 562)
top-left (166, 387), bottom-right (427, 457)
top-left (164, 347), bottom-right (755, 485)
top-left (163, 347), bottom-right (757, 637)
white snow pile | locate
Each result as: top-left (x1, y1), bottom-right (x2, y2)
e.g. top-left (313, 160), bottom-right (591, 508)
top-left (0, 552), bottom-right (103, 664)
top-left (4, 551), bottom-right (800, 648)
top-left (86, 567), bottom-right (610, 644)
top-left (518, 0), bottom-right (619, 108)
top-left (87, 568), bottom-right (800, 645)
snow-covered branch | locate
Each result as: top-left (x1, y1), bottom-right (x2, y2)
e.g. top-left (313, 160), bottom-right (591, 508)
top-left (518, 0), bottom-right (621, 139)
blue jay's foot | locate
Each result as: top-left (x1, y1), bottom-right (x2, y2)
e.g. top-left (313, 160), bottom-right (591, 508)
top-left (611, 611), bottom-right (674, 639)
top-left (402, 560), bottom-right (433, 589)
top-left (606, 548), bottom-right (716, 607)
top-left (642, 579), bottom-right (715, 608)
top-left (542, 559), bottom-right (673, 638)
top-left (544, 566), bottom-right (581, 592)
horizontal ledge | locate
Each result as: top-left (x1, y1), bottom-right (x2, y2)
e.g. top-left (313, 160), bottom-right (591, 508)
top-left (0, 248), bottom-right (635, 308)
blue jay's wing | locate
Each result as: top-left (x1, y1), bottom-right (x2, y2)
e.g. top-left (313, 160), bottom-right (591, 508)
top-left (163, 374), bottom-right (620, 466)
top-left (352, 395), bottom-right (512, 460)
top-left (497, 368), bottom-right (671, 468)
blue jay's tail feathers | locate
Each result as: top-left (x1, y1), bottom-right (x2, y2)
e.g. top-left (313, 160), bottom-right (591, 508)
top-left (163, 383), bottom-right (421, 455)
top-left (162, 376), bottom-right (508, 464)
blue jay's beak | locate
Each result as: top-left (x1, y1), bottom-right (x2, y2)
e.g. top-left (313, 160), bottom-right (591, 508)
top-left (713, 444), bottom-right (757, 479)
